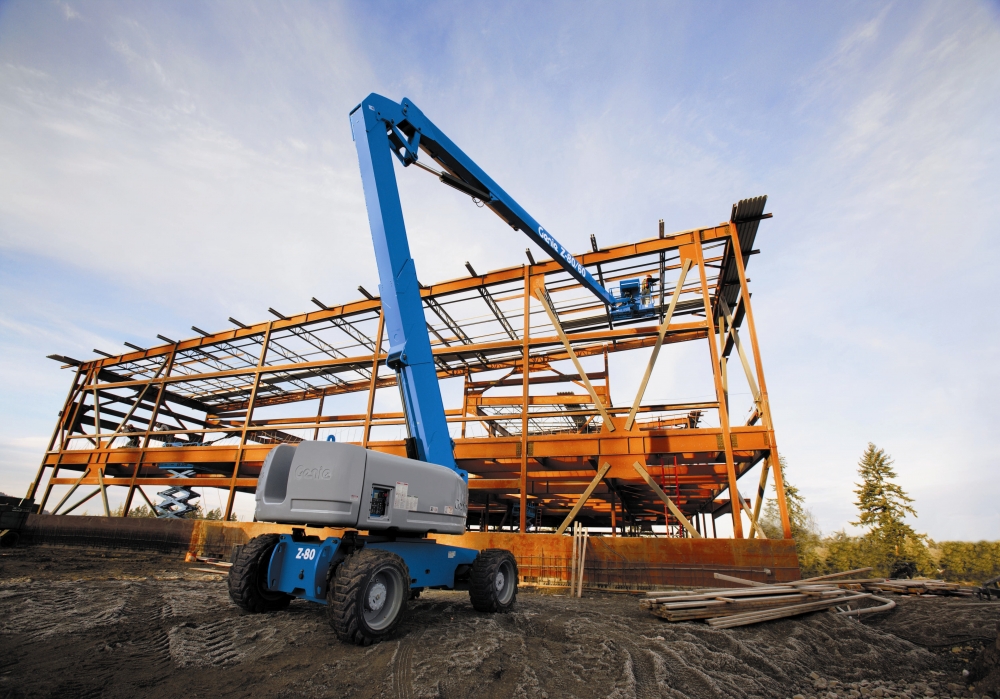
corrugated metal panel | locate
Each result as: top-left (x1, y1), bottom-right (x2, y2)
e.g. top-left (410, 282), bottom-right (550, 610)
top-left (717, 196), bottom-right (767, 349)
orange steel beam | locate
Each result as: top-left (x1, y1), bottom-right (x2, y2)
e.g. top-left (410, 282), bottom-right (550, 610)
top-left (81, 321), bottom-right (709, 395)
top-left (75, 224), bottom-right (733, 373)
top-left (519, 264), bottom-right (531, 532)
top-left (727, 220), bottom-right (792, 539)
top-left (34, 205), bottom-right (789, 539)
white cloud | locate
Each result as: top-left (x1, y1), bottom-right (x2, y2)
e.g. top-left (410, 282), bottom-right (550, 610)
top-left (0, 1), bottom-right (997, 539)
top-left (57, 2), bottom-right (79, 21)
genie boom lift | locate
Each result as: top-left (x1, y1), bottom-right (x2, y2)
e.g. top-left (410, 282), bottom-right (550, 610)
top-left (229, 94), bottom-right (657, 645)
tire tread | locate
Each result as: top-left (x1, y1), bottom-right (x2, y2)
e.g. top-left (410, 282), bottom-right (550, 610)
top-left (327, 548), bottom-right (408, 645)
top-left (469, 549), bottom-right (518, 613)
top-left (227, 534), bottom-right (292, 614)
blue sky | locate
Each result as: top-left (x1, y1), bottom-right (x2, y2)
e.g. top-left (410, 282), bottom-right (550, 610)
top-left (1, 1), bottom-right (997, 537)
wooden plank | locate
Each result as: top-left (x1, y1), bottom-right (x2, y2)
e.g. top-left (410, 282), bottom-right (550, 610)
top-left (51, 468), bottom-right (91, 515)
top-left (718, 296), bottom-right (761, 403)
top-left (97, 467), bottom-right (111, 518)
top-left (797, 568), bottom-right (873, 583)
top-left (625, 258), bottom-right (693, 430)
top-left (714, 572), bottom-right (767, 587)
top-left (646, 586), bottom-right (842, 604)
top-left (632, 461), bottom-right (702, 538)
top-left (739, 496), bottom-right (769, 539)
top-left (652, 595), bottom-right (816, 620)
top-left (533, 286), bottom-right (615, 432)
top-left (555, 463), bottom-right (612, 535)
top-left (706, 593), bottom-right (871, 628)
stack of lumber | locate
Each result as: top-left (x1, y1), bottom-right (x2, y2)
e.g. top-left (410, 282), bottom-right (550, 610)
top-left (851, 579), bottom-right (976, 597)
top-left (641, 569), bottom-right (895, 629)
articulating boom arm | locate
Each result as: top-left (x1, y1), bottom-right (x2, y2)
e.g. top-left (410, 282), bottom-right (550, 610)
top-left (349, 93), bottom-right (612, 476)
top-left (353, 94), bottom-right (616, 306)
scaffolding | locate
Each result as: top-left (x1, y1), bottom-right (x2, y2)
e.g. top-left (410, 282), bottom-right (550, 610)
top-left (28, 197), bottom-right (792, 541)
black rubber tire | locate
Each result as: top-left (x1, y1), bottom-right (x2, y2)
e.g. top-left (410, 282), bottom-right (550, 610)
top-left (469, 549), bottom-right (518, 613)
top-left (328, 548), bottom-right (409, 646)
top-left (227, 534), bottom-right (293, 613)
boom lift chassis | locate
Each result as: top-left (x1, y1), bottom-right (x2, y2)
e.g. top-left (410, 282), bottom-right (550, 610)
top-left (230, 93), bottom-right (633, 644)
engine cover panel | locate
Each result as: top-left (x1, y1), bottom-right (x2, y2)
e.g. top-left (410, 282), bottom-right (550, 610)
top-left (254, 441), bottom-right (467, 535)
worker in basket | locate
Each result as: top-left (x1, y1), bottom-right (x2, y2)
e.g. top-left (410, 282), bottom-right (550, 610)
top-left (641, 274), bottom-right (654, 306)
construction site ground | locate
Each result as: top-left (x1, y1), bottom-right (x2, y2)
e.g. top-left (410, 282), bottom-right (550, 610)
top-left (1, 546), bottom-right (998, 699)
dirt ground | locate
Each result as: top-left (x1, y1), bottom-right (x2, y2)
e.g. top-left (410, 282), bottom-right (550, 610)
top-left (1, 546), bottom-right (997, 699)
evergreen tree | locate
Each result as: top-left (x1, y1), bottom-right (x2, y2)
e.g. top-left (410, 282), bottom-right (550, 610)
top-left (111, 504), bottom-right (156, 518)
top-left (761, 457), bottom-right (814, 536)
top-left (852, 443), bottom-right (923, 571)
top-left (760, 458), bottom-right (821, 573)
top-left (853, 444), bottom-right (917, 538)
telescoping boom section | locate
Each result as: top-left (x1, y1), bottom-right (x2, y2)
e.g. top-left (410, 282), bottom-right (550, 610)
top-left (350, 94), bottom-right (638, 474)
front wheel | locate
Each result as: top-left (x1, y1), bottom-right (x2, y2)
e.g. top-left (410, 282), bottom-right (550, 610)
top-left (469, 549), bottom-right (518, 613)
top-left (227, 534), bottom-right (293, 613)
top-left (328, 548), bottom-right (409, 645)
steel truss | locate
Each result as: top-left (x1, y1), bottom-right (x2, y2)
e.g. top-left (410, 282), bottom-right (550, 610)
top-left (29, 198), bottom-right (792, 540)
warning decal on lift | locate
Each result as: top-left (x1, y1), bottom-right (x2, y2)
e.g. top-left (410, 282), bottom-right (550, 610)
top-left (394, 482), bottom-right (418, 511)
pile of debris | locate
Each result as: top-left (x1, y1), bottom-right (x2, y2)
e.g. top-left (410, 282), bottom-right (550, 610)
top-left (977, 574), bottom-right (1000, 600)
top-left (640, 569), bottom-right (895, 628)
top-left (641, 567), bottom-right (993, 627)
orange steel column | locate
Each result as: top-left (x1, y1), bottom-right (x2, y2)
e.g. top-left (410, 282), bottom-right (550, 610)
top-left (30, 365), bottom-right (84, 508)
top-left (460, 368), bottom-right (469, 439)
top-left (312, 395), bottom-right (326, 440)
top-left (122, 344), bottom-right (178, 516)
top-left (225, 322), bottom-right (273, 520)
top-left (362, 309), bottom-right (385, 447)
top-left (694, 238), bottom-right (744, 539)
top-left (728, 223), bottom-right (792, 538)
top-left (610, 490), bottom-right (617, 537)
top-left (92, 386), bottom-right (103, 450)
top-left (32, 366), bottom-right (90, 512)
top-left (519, 264), bottom-right (531, 533)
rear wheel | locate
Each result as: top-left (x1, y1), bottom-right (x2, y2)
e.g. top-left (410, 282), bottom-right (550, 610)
top-left (227, 534), bottom-right (293, 613)
top-left (469, 549), bottom-right (518, 613)
top-left (328, 548), bottom-right (409, 645)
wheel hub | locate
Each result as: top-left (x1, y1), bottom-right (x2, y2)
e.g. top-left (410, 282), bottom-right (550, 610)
top-left (495, 571), bottom-right (505, 591)
top-left (368, 581), bottom-right (387, 611)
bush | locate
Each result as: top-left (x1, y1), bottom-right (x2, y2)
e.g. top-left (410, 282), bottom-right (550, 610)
top-left (794, 534), bottom-right (999, 583)
top-left (108, 503), bottom-right (237, 520)
top-left (757, 446), bottom-right (998, 583)
top-left (936, 540), bottom-right (1000, 583)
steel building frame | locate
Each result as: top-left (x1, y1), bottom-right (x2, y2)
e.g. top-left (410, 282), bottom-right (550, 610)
top-left (28, 197), bottom-right (792, 541)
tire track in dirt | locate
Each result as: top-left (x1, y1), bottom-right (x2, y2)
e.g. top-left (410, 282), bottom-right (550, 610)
top-left (561, 614), bottom-right (661, 699)
top-left (393, 638), bottom-right (416, 699)
top-left (160, 582), bottom-right (229, 619)
top-left (118, 581), bottom-right (175, 672)
top-left (169, 619), bottom-right (242, 666)
top-left (2, 548), bottom-right (990, 699)
top-left (623, 644), bottom-right (661, 699)
top-left (0, 580), bottom-right (129, 641)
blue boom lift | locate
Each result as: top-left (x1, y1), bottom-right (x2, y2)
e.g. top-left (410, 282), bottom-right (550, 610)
top-left (228, 94), bottom-right (660, 644)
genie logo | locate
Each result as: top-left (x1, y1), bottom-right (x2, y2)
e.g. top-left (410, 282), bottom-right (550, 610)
top-left (538, 226), bottom-right (586, 276)
top-left (295, 465), bottom-right (333, 480)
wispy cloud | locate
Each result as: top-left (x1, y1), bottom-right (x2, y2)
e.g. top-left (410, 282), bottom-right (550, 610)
top-left (0, 0), bottom-right (997, 538)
